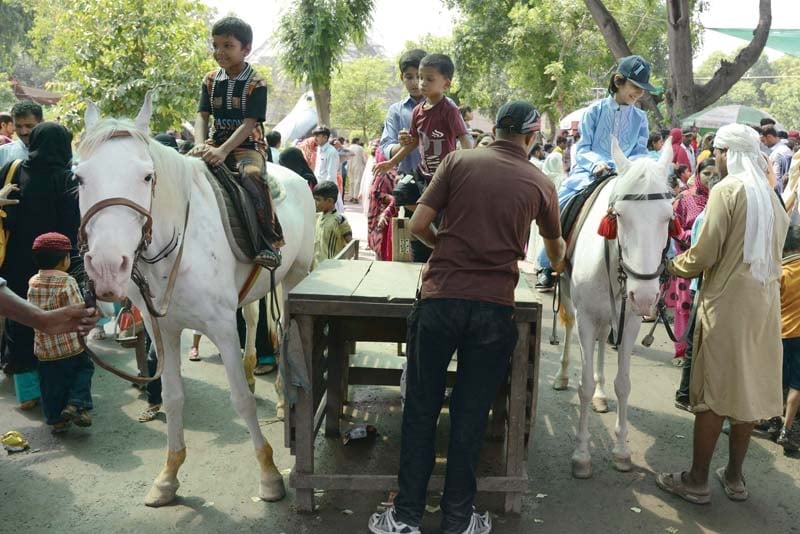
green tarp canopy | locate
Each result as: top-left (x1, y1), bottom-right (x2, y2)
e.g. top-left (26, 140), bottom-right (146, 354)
top-left (709, 28), bottom-right (800, 57)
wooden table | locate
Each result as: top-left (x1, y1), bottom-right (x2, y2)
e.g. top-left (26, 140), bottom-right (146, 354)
top-left (284, 260), bottom-right (542, 513)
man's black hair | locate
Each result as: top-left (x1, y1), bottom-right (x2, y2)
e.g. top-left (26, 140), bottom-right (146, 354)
top-left (762, 125), bottom-right (778, 138)
top-left (760, 117), bottom-right (776, 127)
top-left (399, 49), bottom-right (427, 74)
top-left (419, 53), bottom-right (455, 80)
top-left (0, 112), bottom-right (11, 125)
top-left (784, 225), bottom-right (800, 254)
top-left (556, 135), bottom-right (567, 145)
top-left (266, 130), bottom-right (281, 147)
top-left (778, 130), bottom-right (788, 139)
top-left (212, 16), bottom-right (253, 48)
top-left (351, 137), bottom-right (361, 145)
top-left (11, 100), bottom-right (43, 121)
top-left (313, 181), bottom-right (339, 201)
top-left (544, 143), bottom-right (554, 153)
top-left (32, 249), bottom-right (69, 270)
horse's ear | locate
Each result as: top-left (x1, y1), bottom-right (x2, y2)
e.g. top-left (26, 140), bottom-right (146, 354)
top-left (85, 101), bottom-right (100, 130)
top-left (134, 90), bottom-right (154, 133)
top-left (657, 140), bottom-right (674, 175)
top-left (611, 136), bottom-right (631, 176)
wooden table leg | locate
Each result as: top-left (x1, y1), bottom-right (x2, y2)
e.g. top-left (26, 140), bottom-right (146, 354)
top-left (294, 315), bottom-right (316, 512)
top-left (504, 321), bottom-right (530, 514)
top-left (489, 378), bottom-right (508, 441)
top-left (325, 321), bottom-right (347, 438)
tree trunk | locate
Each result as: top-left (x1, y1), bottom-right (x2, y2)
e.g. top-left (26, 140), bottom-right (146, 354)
top-left (313, 84), bottom-right (332, 127)
top-left (582, 0), bottom-right (664, 126)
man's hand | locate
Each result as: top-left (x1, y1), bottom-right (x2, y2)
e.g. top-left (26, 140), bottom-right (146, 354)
top-left (40, 304), bottom-right (100, 336)
top-left (373, 161), bottom-right (394, 176)
top-left (398, 129), bottom-right (414, 147)
top-left (551, 259), bottom-right (568, 274)
top-left (201, 146), bottom-right (228, 167)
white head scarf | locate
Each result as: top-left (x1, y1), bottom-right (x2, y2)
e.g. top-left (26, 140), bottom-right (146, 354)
top-left (713, 123), bottom-right (776, 284)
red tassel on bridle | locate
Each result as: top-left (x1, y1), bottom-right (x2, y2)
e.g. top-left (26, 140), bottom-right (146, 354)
top-left (597, 210), bottom-right (618, 240)
top-left (668, 216), bottom-right (682, 238)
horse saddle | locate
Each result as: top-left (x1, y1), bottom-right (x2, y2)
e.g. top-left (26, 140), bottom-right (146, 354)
top-left (560, 170), bottom-right (617, 264)
top-left (204, 164), bottom-right (261, 262)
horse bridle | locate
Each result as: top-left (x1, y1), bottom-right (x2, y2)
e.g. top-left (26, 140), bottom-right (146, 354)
top-left (77, 129), bottom-right (191, 384)
top-left (605, 191), bottom-right (673, 346)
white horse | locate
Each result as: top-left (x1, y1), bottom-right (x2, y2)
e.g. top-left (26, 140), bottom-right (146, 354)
top-left (77, 94), bottom-right (315, 506)
top-left (552, 141), bottom-right (674, 478)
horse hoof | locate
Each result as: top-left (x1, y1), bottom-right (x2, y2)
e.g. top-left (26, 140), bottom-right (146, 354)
top-left (247, 379), bottom-right (256, 394)
top-left (571, 458), bottom-right (593, 479)
top-left (592, 397), bottom-right (609, 413)
top-left (552, 377), bottom-right (569, 390)
top-left (260, 472), bottom-right (287, 502)
top-left (144, 480), bottom-right (179, 507)
top-left (613, 453), bottom-right (633, 472)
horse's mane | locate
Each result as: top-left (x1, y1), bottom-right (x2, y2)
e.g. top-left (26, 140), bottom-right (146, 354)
top-left (610, 158), bottom-right (670, 202)
top-left (78, 118), bottom-right (207, 211)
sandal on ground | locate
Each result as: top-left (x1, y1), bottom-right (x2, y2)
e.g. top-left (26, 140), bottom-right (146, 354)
top-left (138, 404), bottom-right (162, 423)
top-left (188, 347), bottom-right (201, 361)
top-left (19, 398), bottom-right (39, 410)
top-left (51, 421), bottom-right (71, 434)
top-left (715, 467), bottom-right (748, 501)
top-left (253, 363), bottom-right (276, 375)
top-left (655, 471), bottom-right (711, 505)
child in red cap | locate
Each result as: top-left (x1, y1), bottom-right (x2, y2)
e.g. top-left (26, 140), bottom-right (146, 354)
top-left (27, 232), bottom-right (94, 433)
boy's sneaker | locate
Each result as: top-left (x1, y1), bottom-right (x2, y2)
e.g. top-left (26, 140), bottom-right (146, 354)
top-left (368, 508), bottom-right (420, 534)
top-left (460, 511), bottom-right (492, 534)
top-left (535, 270), bottom-right (555, 292)
top-left (777, 426), bottom-right (800, 452)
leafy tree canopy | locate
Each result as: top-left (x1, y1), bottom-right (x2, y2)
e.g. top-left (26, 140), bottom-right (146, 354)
top-left (331, 56), bottom-right (397, 139)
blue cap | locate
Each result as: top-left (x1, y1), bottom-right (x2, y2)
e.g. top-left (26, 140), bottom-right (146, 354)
top-left (617, 55), bottom-right (657, 93)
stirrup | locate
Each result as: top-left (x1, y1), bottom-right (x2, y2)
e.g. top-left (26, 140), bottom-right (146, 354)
top-left (254, 247), bottom-right (282, 270)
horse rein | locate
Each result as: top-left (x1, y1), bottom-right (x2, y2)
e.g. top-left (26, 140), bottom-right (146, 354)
top-left (77, 129), bottom-right (191, 384)
top-left (604, 191), bottom-right (673, 347)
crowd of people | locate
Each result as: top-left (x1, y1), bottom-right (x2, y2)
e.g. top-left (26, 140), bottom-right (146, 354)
top-left (0, 13), bottom-right (798, 534)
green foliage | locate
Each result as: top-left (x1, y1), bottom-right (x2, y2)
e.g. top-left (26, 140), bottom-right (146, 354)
top-left (0, 0), bottom-right (32, 74)
top-left (331, 57), bottom-right (397, 138)
top-left (277, 0), bottom-right (375, 123)
top-left (0, 74), bottom-right (16, 111)
top-left (28, 0), bottom-right (215, 133)
top-left (695, 52), bottom-right (800, 130)
top-left (444, 0), bottom-right (668, 130)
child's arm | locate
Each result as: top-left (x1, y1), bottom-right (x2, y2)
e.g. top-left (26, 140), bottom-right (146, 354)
top-left (373, 141), bottom-right (417, 176)
top-left (458, 133), bottom-right (474, 150)
top-left (202, 119), bottom-right (258, 167)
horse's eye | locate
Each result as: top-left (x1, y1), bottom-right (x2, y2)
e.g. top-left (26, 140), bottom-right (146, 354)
top-left (144, 174), bottom-right (153, 183)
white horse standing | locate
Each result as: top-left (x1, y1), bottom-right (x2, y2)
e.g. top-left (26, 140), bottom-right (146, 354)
top-left (552, 141), bottom-right (674, 478)
top-left (77, 95), bottom-right (315, 506)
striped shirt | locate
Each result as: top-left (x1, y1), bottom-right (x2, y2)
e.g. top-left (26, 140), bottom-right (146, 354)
top-left (198, 63), bottom-right (268, 156)
top-left (27, 270), bottom-right (84, 361)
top-left (312, 211), bottom-right (352, 270)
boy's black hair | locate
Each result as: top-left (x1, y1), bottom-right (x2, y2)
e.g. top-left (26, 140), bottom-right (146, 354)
top-left (556, 135), bottom-right (567, 145)
top-left (778, 130), bottom-right (788, 139)
top-left (762, 125), bottom-right (778, 138)
top-left (0, 112), bottom-right (11, 125)
top-left (608, 73), bottom-right (627, 95)
top-left (212, 16), bottom-right (253, 48)
top-left (11, 100), bottom-right (43, 121)
top-left (419, 53), bottom-right (455, 80)
top-left (784, 225), bottom-right (800, 255)
top-left (647, 132), bottom-right (662, 150)
top-left (676, 164), bottom-right (689, 176)
top-left (760, 117), bottom-right (776, 127)
top-left (266, 130), bottom-right (281, 147)
top-left (399, 49), bottom-right (427, 74)
top-left (459, 105), bottom-right (472, 117)
top-left (351, 137), bottom-right (361, 145)
top-left (543, 143), bottom-right (554, 153)
top-left (313, 181), bottom-right (339, 201)
top-left (32, 249), bottom-right (69, 270)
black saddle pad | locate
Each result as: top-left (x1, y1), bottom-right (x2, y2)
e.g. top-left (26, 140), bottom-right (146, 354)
top-left (208, 164), bottom-right (261, 258)
top-left (560, 171), bottom-right (616, 240)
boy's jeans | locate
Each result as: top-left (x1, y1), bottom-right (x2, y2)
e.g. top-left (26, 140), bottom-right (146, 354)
top-left (393, 298), bottom-right (517, 533)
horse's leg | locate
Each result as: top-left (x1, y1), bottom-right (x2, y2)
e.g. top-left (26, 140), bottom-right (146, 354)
top-left (572, 317), bottom-right (597, 479)
top-left (145, 329), bottom-right (186, 507)
top-left (242, 300), bottom-right (259, 393)
top-left (592, 330), bottom-right (610, 413)
top-left (553, 304), bottom-right (574, 390)
top-left (612, 317), bottom-right (638, 472)
top-left (209, 320), bottom-right (286, 501)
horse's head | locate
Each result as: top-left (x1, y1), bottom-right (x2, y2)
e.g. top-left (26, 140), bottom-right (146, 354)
top-left (609, 138), bottom-right (674, 316)
top-left (76, 92), bottom-right (158, 301)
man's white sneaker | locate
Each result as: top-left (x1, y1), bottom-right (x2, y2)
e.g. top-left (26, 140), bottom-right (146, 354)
top-left (460, 511), bottom-right (491, 534)
top-left (368, 508), bottom-right (421, 534)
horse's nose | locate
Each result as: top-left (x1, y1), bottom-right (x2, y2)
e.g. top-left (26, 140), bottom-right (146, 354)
top-left (84, 252), bottom-right (131, 277)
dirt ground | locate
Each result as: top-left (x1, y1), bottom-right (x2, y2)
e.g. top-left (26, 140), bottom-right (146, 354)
top-left (2, 206), bottom-right (799, 534)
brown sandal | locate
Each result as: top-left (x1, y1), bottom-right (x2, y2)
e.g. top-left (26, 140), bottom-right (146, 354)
top-left (138, 404), bottom-right (161, 423)
top-left (715, 467), bottom-right (748, 501)
top-left (656, 471), bottom-right (711, 505)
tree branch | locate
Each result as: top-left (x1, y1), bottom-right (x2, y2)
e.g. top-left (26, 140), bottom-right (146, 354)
top-left (695, 0), bottom-right (772, 110)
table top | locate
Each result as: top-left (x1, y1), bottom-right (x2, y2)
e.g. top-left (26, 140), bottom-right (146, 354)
top-left (288, 260), bottom-right (542, 321)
